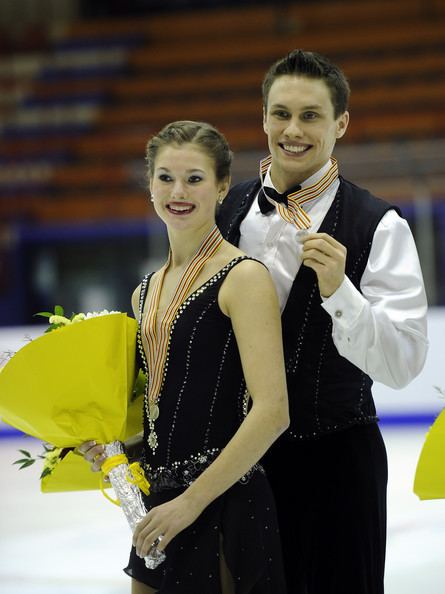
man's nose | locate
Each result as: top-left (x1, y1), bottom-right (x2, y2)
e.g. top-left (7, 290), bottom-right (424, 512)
top-left (284, 118), bottom-right (303, 138)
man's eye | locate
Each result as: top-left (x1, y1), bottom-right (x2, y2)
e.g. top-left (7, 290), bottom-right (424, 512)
top-left (302, 112), bottom-right (318, 120)
top-left (273, 111), bottom-right (289, 119)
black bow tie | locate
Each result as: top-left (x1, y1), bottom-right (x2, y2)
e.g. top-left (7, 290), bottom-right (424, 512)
top-left (258, 184), bottom-right (302, 215)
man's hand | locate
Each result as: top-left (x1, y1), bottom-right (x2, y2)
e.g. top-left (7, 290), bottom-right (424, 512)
top-left (301, 232), bottom-right (346, 297)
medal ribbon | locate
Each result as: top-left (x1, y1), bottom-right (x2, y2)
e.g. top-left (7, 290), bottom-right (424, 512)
top-left (260, 155), bottom-right (339, 229)
top-left (143, 225), bottom-right (224, 409)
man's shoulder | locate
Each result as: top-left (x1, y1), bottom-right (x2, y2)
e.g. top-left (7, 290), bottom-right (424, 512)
top-left (339, 176), bottom-right (399, 214)
top-left (217, 178), bottom-right (260, 234)
top-left (226, 178), bottom-right (260, 200)
top-left (339, 175), bottom-right (379, 200)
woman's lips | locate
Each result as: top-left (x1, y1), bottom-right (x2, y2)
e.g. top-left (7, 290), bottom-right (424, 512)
top-left (166, 202), bottom-right (195, 215)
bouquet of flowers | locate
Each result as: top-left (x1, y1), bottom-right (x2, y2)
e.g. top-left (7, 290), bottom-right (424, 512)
top-left (0, 306), bottom-right (165, 569)
top-left (414, 388), bottom-right (445, 500)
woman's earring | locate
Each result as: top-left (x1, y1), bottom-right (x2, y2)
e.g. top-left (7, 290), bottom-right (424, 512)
top-left (150, 195), bottom-right (155, 203)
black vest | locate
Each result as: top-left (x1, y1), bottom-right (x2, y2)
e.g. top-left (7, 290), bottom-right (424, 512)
top-left (217, 176), bottom-right (398, 440)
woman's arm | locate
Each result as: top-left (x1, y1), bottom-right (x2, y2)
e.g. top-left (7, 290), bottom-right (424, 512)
top-left (133, 259), bottom-right (289, 557)
top-left (131, 284), bottom-right (141, 319)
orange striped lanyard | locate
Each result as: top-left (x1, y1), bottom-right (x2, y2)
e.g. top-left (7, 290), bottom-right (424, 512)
top-left (260, 155), bottom-right (338, 229)
top-left (143, 225), bottom-right (224, 410)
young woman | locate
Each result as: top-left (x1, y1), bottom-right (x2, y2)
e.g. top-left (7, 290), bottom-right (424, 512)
top-left (81, 121), bottom-right (289, 593)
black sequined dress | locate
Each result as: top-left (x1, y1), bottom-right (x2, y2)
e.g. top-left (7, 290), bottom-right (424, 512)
top-left (124, 256), bottom-right (286, 593)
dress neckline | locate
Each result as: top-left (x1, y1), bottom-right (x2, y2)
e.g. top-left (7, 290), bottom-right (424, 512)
top-left (143, 255), bottom-right (247, 320)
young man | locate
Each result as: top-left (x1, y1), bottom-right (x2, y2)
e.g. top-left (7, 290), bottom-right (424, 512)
top-left (217, 50), bottom-right (428, 594)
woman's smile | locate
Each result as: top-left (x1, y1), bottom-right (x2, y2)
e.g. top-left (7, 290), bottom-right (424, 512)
top-left (165, 201), bottom-right (196, 215)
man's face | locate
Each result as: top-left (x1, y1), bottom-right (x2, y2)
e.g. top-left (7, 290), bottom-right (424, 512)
top-left (263, 75), bottom-right (349, 191)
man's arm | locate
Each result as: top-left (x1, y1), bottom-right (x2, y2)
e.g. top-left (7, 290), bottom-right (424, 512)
top-left (319, 209), bottom-right (428, 388)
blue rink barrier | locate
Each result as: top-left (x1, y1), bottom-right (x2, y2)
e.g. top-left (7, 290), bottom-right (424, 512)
top-left (378, 413), bottom-right (436, 426)
top-left (0, 414), bottom-right (437, 440)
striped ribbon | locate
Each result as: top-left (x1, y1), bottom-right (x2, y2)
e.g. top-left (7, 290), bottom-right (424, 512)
top-left (143, 225), bottom-right (224, 411)
top-left (260, 155), bottom-right (339, 229)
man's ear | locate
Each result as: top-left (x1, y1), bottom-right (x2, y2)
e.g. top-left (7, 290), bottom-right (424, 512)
top-left (263, 107), bottom-right (269, 135)
top-left (336, 111), bottom-right (349, 139)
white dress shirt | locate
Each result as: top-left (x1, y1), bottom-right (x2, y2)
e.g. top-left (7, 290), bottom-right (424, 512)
top-left (239, 161), bottom-right (428, 389)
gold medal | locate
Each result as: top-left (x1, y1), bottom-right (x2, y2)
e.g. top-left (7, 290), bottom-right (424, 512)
top-left (148, 430), bottom-right (158, 450)
top-left (149, 402), bottom-right (159, 421)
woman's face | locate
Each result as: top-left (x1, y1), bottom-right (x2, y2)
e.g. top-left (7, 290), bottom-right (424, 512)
top-left (150, 143), bottom-right (228, 231)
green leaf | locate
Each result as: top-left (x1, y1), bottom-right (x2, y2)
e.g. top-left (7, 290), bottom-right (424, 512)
top-left (14, 459), bottom-right (35, 469)
top-left (40, 467), bottom-right (52, 479)
top-left (44, 323), bottom-right (63, 334)
top-left (54, 305), bottom-right (64, 316)
top-left (34, 312), bottom-right (53, 318)
top-left (18, 449), bottom-right (32, 458)
top-left (20, 459), bottom-right (36, 469)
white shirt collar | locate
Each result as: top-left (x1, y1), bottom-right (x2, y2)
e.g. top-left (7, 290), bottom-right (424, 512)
top-left (263, 159), bottom-right (333, 192)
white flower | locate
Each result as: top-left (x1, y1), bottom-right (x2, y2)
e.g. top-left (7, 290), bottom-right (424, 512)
top-left (71, 313), bottom-right (86, 323)
top-left (49, 315), bottom-right (71, 326)
top-left (84, 310), bottom-right (120, 319)
top-left (45, 308), bottom-right (121, 332)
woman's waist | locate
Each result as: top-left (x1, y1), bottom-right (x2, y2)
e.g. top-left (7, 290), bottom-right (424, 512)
top-left (144, 446), bottom-right (264, 493)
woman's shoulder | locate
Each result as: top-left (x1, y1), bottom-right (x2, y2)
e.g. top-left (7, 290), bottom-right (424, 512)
top-left (224, 256), bottom-right (269, 285)
top-left (131, 270), bottom-right (159, 317)
top-left (217, 242), bottom-right (267, 277)
top-left (218, 255), bottom-right (277, 318)
top-left (219, 240), bottom-right (244, 260)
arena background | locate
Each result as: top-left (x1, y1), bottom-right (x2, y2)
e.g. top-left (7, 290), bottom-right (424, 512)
top-left (0, 1), bottom-right (444, 592)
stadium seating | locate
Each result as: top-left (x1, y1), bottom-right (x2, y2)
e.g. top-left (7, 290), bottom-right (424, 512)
top-left (1, 0), bottom-right (444, 223)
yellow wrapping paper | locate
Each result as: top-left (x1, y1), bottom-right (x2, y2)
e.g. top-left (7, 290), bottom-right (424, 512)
top-left (414, 409), bottom-right (445, 500)
top-left (40, 394), bottom-right (144, 493)
top-left (41, 449), bottom-right (104, 492)
top-left (0, 313), bottom-right (144, 492)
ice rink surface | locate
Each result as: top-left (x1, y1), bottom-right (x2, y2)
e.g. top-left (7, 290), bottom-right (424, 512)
top-left (0, 425), bottom-right (444, 594)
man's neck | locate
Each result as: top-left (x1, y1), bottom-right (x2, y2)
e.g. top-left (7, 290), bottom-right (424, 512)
top-left (268, 159), bottom-right (333, 193)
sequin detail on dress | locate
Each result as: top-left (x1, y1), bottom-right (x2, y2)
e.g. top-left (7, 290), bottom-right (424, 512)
top-left (141, 225), bottom-right (224, 453)
top-left (127, 255), bottom-right (287, 593)
top-left (137, 256), bottom-right (261, 487)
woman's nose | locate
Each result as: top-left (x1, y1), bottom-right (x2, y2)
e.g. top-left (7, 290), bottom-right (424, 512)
top-left (171, 180), bottom-right (186, 198)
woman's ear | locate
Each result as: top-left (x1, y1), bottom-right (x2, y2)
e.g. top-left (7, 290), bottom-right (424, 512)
top-left (217, 177), bottom-right (231, 204)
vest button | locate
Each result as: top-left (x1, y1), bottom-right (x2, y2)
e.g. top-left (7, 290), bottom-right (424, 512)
top-left (335, 310), bottom-right (343, 318)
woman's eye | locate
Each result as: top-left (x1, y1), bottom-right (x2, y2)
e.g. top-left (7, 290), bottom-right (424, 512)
top-left (188, 175), bottom-right (203, 183)
top-left (158, 174), bottom-right (172, 182)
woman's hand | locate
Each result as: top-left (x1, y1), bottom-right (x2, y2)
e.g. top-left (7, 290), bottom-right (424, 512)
top-left (133, 493), bottom-right (203, 557)
top-left (77, 440), bottom-right (106, 472)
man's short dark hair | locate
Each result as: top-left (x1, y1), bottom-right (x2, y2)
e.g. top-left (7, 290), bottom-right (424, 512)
top-left (262, 49), bottom-right (350, 119)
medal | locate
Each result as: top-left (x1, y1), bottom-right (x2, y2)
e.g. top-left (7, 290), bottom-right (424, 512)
top-left (142, 225), bottom-right (224, 453)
